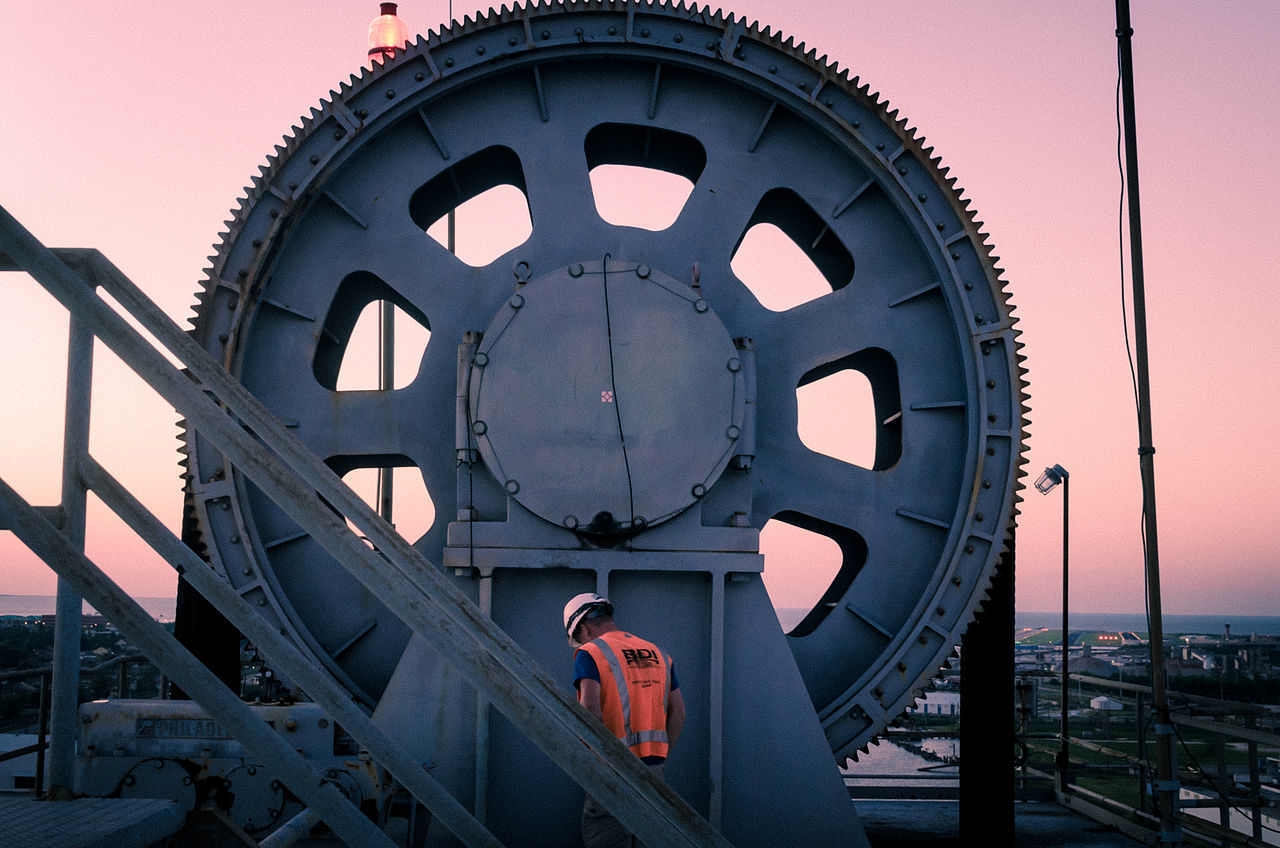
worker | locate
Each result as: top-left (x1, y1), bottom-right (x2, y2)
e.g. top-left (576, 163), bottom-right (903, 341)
top-left (563, 592), bottom-right (686, 848)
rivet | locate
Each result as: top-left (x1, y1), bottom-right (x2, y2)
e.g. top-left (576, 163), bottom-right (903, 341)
top-left (706, 40), bottom-right (717, 51)
top-left (691, 483), bottom-right (706, 498)
top-left (608, 26), bottom-right (618, 35)
top-left (415, 71), bottom-right (425, 81)
top-left (975, 315), bottom-right (985, 325)
top-left (636, 264), bottom-right (650, 278)
top-left (563, 515), bottom-right (579, 530)
top-left (726, 425), bottom-right (741, 440)
top-left (694, 298), bottom-right (708, 313)
top-left (473, 352), bottom-right (489, 367)
top-left (288, 182), bottom-right (298, 191)
top-left (445, 57), bottom-right (455, 67)
top-left (574, 27), bottom-right (583, 36)
top-left (727, 356), bottom-right (741, 372)
top-left (475, 46), bottom-right (485, 55)
top-left (935, 606), bottom-right (946, 616)
top-left (917, 193), bottom-right (928, 202)
top-left (259, 598), bottom-right (267, 607)
top-left (952, 575), bottom-right (963, 586)
top-left (986, 447), bottom-right (996, 456)
top-left (472, 420), bottom-right (487, 435)
top-left (541, 29), bottom-right (550, 40)
top-left (633, 516), bottom-right (646, 528)
top-left (897, 661), bottom-right (907, 672)
top-left (798, 82), bottom-right (809, 92)
top-left (218, 333), bottom-right (228, 343)
top-left (356, 108), bottom-right (369, 119)
top-left (876, 142), bottom-right (885, 150)
top-left (513, 259), bottom-right (531, 281)
top-left (640, 27), bottom-right (650, 37)
top-left (237, 269), bottom-right (248, 278)
top-left (898, 167), bottom-right (907, 175)
top-left (824, 99), bottom-right (833, 106)
top-left (919, 635), bottom-right (928, 644)
top-left (768, 64), bottom-right (777, 73)
top-left (310, 154), bottom-right (320, 165)
top-left (230, 534), bottom-right (240, 543)
top-left (509, 293), bottom-right (525, 309)
top-left (987, 414), bottom-right (997, 423)
top-left (975, 512), bottom-right (984, 522)
top-left (852, 120), bottom-right (861, 128)
top-left (965, 544), bottom-right (974, 554)
top-left (964, 282), bottom-right (974, 290)
top-left (333, 127), bottom-right (346, 140)
top-left (986, 380), bottom-right (996, 389)
top-left (936, 221), bottom-right (945, 231)
top-left (982, 480), bottom-right (991, 489)
top-left (673, 32), bottom-right (684, 43)
top-left (951, 251), bottom-right (960, 259)
top-left (242, 567), bottom-right (252, 576)
top-left (505, 479), bottom-right (520, 494)
top-left (568, 263), bottom-right (584, 277)
top-left (269, 209), bottom-right (279, 219)
top-left (508, 36), bottom-right (518, 46)
top-left (872, 687), bottom-right (883, 698)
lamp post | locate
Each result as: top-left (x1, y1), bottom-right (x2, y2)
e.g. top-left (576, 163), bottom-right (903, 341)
top-left (1035, 463), bottom-right (1070, 790)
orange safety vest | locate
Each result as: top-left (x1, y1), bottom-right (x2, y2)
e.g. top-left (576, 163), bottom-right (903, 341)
top-left (580, 631), bottom-right (673, 760)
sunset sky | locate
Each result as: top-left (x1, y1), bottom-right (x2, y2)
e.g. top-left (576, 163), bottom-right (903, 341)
top-left (1, 1), bottom-right (1276, 617)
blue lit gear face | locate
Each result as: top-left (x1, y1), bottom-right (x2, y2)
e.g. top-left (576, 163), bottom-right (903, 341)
top-left (182, 1), bottom-right (1027, 757)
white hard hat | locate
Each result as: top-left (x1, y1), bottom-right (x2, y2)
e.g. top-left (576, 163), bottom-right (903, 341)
top-left (563, 592), bottom-right (613, 643)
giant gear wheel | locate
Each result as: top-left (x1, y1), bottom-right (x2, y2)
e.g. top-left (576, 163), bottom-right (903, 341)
top-left (183, 0), bottom-right (1028, 762)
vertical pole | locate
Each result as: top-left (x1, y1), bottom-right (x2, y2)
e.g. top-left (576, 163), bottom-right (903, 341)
top-left (708, 572), bottom-right (725, 829)
top-left (1247, 721), bottom-right (1261, 841)
top-left (116, 658), bottom-right (128, 699)
top-left (960, 534), bottom-right (1014, 843)
top-left (378, 300), bottom-right (395, 524)
top-left (1136, 691), bottom-right (1147, 813)
top-left (1215, 736), bottom-right (1229, 830)
top-left (474, 568), bottom-right (492, 824)
top-left (35, 671), bottom-right (49, 795)
top-left (1058, 476), bottom-right (1070, 791)
top-left (48, 312), bottom-right (94, 797)
top-left (1114, 3), bottom-right (1177, 841)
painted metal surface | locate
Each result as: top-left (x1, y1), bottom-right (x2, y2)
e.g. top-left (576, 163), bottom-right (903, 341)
top-left (184, 0), bottom-right (1023, 769)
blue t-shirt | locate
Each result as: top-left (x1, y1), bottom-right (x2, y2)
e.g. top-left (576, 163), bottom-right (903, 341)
top-left (574, 649), bottom-right (680, 692)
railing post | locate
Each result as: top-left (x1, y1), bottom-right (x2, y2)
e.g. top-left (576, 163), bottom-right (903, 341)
top-left (48, 309), bottom-right (94, 797)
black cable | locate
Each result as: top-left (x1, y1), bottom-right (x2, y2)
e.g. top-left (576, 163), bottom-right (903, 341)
top-left (600, 254), bottom-right (636, 525)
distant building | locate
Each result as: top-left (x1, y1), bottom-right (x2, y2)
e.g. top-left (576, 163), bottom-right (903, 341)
top-left (910, 691), bottom-right (960, 717)
top-left (1090, 695), bottom-right (1124, 711)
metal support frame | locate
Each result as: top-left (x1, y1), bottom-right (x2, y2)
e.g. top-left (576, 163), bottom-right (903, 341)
top-left (0, 206), bottom-right (726, 847)
top-left (0, 478), bottom-right (396, 847)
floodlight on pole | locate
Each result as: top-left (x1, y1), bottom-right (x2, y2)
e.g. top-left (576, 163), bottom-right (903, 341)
top-left (1037, 462), bottom-right (1071, 791)
top-left (1034, 463), bottom-right (1068, 495)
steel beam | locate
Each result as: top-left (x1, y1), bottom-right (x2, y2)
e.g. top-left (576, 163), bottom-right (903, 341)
top-left (0, 206), bottom-right (725, 847)
top-left (79, 456), bottom-right (502, 848)
top-left (0, 478), bottom-right (395, 848)
top-left (46, 305), bottom-right (94, 796)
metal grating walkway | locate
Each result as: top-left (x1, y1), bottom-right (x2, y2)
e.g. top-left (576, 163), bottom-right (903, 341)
top-left (0, 797), bottom-right (184, 848)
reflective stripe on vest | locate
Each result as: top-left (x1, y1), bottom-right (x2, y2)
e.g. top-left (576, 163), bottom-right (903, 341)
top-left (585, 633), bottom-right (671, 759)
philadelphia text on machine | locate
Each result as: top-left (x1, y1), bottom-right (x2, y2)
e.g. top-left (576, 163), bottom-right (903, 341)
top-left (0, 2), bottom-right (1027, 845)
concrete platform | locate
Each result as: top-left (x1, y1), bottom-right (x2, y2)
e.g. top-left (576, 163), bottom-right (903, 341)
top-left (857, 799), bottom-right (1148, 847)
top-left (0, 796), bottom-right (184, 848)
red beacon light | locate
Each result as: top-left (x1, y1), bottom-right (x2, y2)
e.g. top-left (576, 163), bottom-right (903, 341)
top-left (368, 2), bottom-right (409, 65)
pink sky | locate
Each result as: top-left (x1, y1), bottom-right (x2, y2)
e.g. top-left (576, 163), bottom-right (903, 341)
top-left (1, 1), bottom-right (1277, 616)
